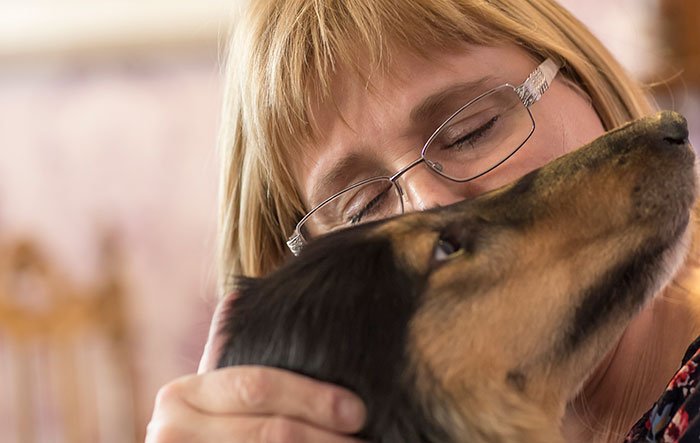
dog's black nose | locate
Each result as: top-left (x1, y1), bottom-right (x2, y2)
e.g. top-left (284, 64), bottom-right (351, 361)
top-left (659, 111), bottom-right (689, 145)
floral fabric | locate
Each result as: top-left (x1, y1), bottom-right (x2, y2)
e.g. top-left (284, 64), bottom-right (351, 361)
top-left (625, 336), bottom-right (700, 442)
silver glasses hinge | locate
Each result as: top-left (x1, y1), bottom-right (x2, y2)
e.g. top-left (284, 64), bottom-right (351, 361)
top-left (515, 58), bottom-right (560, 108)
top-left (286, 232), bottom-right (305, 256)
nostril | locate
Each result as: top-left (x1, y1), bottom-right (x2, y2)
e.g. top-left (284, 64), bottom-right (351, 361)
top-left (659, 111), bottom-right (689, 146)
top-left (664, 135), bottom-right (689, 146)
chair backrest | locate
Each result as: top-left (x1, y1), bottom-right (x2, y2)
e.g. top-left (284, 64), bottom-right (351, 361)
top-left (0, 237), bottom-right (137, 443)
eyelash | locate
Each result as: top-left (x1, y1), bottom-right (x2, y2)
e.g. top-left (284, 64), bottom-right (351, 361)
top-left (444, 115), bottom-right (499, 150)
top-left (349, 189), bottom-right (388, 225)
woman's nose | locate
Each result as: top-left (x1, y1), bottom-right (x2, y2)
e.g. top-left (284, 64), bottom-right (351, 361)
top-left (398, 164), bottom-right (482, 212)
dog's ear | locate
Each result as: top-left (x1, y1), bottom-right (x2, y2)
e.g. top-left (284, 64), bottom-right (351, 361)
top-left (214, 232), bottom-right (416, 385)
top-left (214, 229), bottom-right (446, 441)
top-left (198, 291), bottom-right (239, 373)
top-left (215, 277), bottom-right (261, 369)
top-left (215, 230), bottom-right (413, 374)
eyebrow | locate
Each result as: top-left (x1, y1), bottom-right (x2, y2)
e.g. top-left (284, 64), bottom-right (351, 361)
top-left (310, 153), bottom-right (378, 207)
top-left (409, 77), bottom-right (494, 124)
top-left (310, 77), bottom-right (495, 207)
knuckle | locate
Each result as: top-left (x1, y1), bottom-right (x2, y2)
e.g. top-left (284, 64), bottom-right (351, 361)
top-left (145, 420), bottom-right (187, 443)
top-left (235, 368), bottom-right (270, 408)
top-left (155, 374), bottom-right (198, 406)
top-left (154, 382), bottom-right (183, 409)
top-left (260, 417), bottom-right (301, 443)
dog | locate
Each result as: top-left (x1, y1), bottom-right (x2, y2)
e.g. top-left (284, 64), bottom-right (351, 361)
top-left (216, 111), bottom-right (697, 442)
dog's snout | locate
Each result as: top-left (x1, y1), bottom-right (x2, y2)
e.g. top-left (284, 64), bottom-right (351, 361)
top-left (659, 111), bottom-right (689, 145)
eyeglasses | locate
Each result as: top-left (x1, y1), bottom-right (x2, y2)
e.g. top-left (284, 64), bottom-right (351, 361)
top-left (287, 58), bottom-right (561, 255)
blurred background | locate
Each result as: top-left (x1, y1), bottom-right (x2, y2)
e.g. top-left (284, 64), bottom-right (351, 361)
top-left (0, 0), bottom-right (697, 442)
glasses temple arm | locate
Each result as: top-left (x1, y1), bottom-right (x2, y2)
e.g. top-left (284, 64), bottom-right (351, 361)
top-left (516, 58), bottom-right (562, 107)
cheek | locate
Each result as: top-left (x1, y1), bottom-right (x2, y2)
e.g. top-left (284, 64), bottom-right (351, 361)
top-left (530, 85), bottom-right (606, 159)
top-left (465, 87), bottom-right (605, 193)
top-left (467, 140), bottom-right (563, 193)
top-left (488, 89), bottom-right (605, 187)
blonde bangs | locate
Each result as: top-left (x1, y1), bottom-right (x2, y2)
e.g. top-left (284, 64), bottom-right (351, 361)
top-left (219, 0), bottom-right (655, 290)
top-left (248, 0), bottom-right (515, 172)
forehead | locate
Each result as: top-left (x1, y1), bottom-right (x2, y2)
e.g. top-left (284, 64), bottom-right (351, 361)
top-left (292, 44), bottom-right (539, 208)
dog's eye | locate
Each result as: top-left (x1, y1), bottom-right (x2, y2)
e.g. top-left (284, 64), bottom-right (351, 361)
top-left (434, 235), bottom-right (462, 262)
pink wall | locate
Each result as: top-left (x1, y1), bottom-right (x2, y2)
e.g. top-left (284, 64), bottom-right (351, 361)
top-left (0, 1), bottom-right (698, 441)
top-left (0, 53), bottom-right (221, 441)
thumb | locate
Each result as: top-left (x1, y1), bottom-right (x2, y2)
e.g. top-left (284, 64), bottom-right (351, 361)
top-left (198, 292), bottom-right (238, 374)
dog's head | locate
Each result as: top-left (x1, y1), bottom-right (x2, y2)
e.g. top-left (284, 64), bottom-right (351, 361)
top-left (217, 111), bottom-right (696, 442)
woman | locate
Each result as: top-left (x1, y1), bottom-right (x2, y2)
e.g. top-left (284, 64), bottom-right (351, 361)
top-left (147, 0), bottom-right (700, 442)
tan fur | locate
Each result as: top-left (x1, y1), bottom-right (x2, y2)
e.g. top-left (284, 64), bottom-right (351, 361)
top-left (372, 111), bottom-right (697, 442)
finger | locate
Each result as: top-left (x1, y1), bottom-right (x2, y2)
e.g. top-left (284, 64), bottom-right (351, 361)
top-left (220, 415), bottom-right (368, 443)
top-left (198, 292), bottom-right (238, 373)
top-left (148, 411), bottom-right (368, 443)
top-left (170, 366), bottom-right (366, 434)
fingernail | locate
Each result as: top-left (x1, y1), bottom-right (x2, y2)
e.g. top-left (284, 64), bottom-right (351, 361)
top-left (339, 396), bottom-right (366, 429)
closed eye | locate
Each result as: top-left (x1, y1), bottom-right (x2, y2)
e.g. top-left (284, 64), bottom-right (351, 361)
top-left (349, 188), bottom-right (391, 225)
top-left (443, 115), bottom-right (499, 151)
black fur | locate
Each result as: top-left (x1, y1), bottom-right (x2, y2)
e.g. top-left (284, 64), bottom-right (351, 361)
top-left (565, 217), bottom-right (689, 354)
top-left (217, 225), bottom-right (448, 442)
top-left (215, 112), bottom-right (696, 442)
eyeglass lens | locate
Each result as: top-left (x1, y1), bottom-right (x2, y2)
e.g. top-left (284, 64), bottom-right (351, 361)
top-left (300, 178), bottom-right (403, 237)
top-left (423, 85), bottom-right (534, 181)
top-left (300, 84), bottom-right (534, 236)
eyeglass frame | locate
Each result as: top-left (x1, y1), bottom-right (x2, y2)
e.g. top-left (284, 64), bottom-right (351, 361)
top-left (287, 57), bottom-right (562, 255)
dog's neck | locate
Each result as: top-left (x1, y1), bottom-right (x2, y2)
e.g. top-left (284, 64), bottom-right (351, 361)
top-left (561, 270), bottom-right (700, 442)
top-left (561, 208), bottom-right (700, 442)
top-left (424, 383), bottom-right (565, 443)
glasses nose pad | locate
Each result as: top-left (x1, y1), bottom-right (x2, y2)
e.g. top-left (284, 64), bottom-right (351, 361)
top-left (425, 159), bottom-right (444, 173)
top-left (394, 181), bottom-right (406, 214)
top-left (398, 166), bottom-right (471, 211)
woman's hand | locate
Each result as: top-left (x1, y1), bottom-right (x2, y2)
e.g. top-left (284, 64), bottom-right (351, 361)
top-left (145, 293), bottom-right (367, 443)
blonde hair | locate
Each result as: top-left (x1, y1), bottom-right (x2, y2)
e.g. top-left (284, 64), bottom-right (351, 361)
top-left (217, 0), bottom-right (655, 292)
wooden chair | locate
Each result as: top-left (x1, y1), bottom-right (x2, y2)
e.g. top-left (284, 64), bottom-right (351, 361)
top-left (0, 237), bottom-right (137, 443)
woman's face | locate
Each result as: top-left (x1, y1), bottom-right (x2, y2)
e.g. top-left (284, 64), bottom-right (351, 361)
top-left (293, 44), bottom-right (606, 222)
